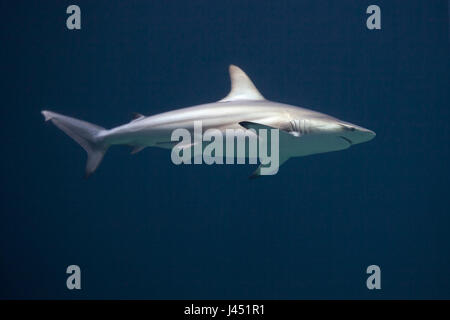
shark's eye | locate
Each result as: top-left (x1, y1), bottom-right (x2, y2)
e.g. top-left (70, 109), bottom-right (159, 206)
top-left (339, 124), bottom-right (355, 132)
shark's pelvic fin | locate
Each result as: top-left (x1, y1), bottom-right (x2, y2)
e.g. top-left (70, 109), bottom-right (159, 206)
top-left (219, 65), bottom-right (265, 102)
top-left (154, 141), bottom-right (200, 151)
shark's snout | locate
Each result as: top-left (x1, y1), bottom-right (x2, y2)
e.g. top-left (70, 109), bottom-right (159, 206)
top-left (356, 128), bottom-right (376, 144)
top-left (338, 123), bottom-right (376, 145)
top-left (353, 127), bottom-right (376, 144)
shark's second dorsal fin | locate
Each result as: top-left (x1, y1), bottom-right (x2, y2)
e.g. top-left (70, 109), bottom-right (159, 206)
top-left (219, 65), bottom-right (265, 102)
top-left (131, 112), bottom-right (145, 122)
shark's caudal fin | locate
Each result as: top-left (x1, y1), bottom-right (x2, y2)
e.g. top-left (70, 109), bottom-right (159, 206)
top-left (41, 110), bottom-right (109, 177)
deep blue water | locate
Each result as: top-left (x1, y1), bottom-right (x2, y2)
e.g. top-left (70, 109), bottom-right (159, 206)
top-left (1, 1), bottom-right (449, 299)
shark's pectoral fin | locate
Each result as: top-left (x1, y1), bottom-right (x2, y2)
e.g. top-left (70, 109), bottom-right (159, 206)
top-left (239, 121), bottom-right (294, 179)
top-left (130, 146), bottom-right (146, 154)
top-left (249, 153), bottom-right (290, 179)
top-left (239, 121), bottom-right (271, 131)
top-left (239, 121), bottom-right (299, 142)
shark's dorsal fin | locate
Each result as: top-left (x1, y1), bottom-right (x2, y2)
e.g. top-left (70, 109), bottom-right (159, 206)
top-left (219, 65), bottom-right (265, 102)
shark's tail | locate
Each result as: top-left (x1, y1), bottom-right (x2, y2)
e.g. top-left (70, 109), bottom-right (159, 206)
top-left (41, 110), bottom-right (109, 177)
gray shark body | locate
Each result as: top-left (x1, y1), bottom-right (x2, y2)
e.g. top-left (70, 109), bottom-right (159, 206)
top-left (42, 65), bottom-right (375, 177)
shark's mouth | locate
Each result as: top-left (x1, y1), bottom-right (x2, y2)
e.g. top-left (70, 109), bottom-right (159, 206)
top-left (339, 136), bottom-right (353, 146)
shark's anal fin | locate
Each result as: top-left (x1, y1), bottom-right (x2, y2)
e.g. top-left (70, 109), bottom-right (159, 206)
top-left (219, 65), bottom-right (265, 102)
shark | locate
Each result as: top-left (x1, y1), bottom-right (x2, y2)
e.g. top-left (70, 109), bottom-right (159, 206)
top-left (42, 65), bottom-right (375, 178)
